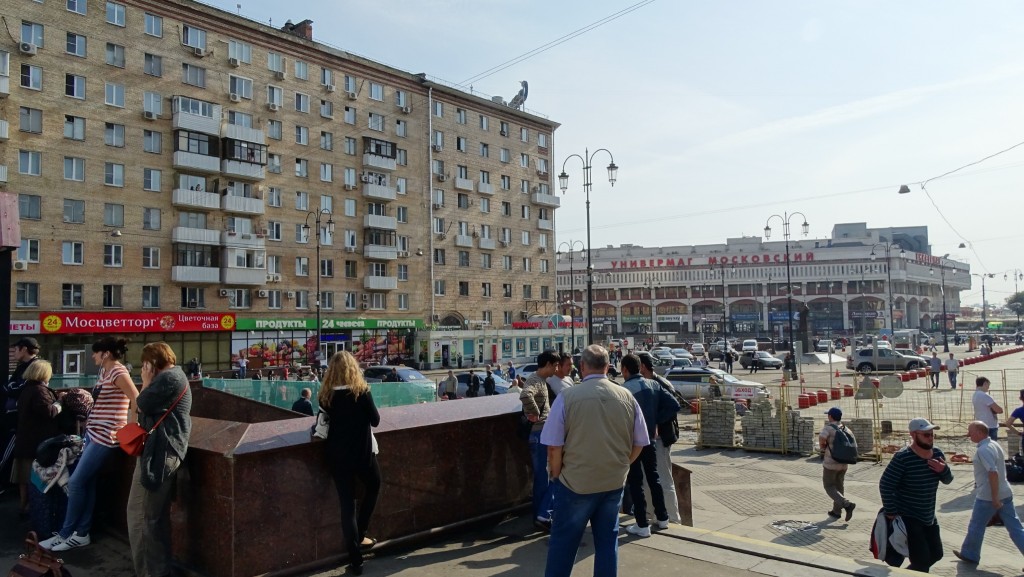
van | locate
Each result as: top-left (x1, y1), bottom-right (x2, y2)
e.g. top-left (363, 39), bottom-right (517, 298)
top-left (741, 339), bottom-right (758, 353)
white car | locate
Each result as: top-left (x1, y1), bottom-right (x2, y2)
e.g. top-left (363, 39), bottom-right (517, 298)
top-left (815, 340), bottom-right (835, 353)
top-left (663, 368), bottom-right (770, 401)
top-left (690, 343), bottom-right (706, 356)
top-left (741, 339), bottom-right (758, 353)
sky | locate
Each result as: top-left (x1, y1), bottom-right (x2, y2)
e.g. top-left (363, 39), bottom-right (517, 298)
top-left (205, 0), bottom-right (1024, 307)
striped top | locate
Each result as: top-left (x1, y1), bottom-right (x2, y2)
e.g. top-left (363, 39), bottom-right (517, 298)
top-left (879, 446), bottom-right (953, 524)
top-left (86, 364), bottom-right (132, 448)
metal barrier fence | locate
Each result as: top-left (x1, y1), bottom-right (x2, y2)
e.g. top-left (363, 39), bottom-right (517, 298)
top-left (200, 378), bottom-right (438, 411)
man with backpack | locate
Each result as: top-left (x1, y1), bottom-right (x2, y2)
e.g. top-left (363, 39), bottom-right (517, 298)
top-left (819, 407), bottom-right (857, 521)
top-left (638, 354), bottom-right (684, 524)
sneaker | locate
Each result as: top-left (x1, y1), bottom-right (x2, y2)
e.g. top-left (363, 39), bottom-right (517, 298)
top-left (844, 502), bottom-right (856, 522)
top-left (38, 533), bottom-right (64, 550)
top-left (50, 532), bottom-right (90, 552)
top-left (654, 519), bottom-right (670, 530)
top-left (625, 524), bottom-right (651, 537)
top-left (827, 510), bottom-right (841, 518)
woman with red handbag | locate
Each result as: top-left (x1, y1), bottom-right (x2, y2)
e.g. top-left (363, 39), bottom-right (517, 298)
top-left (41, 337), bottom-right (138, 552)
top-left (128, 342), bottom-right (191, 577)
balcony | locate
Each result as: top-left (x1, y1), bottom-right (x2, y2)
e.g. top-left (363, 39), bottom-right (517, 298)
top-left (478, 238), bottom-right (496, 250)
top-left (477, 182), bottom-right (495, 195)
top-left (363, 183), bottom-right (397, 202)
top-left (172, 226), bottom-right (220, 246)
top-left (363, 245), bottom-right (398, 260)
top-left (224, 124), bottom-right (266, 144)
top-left (363, 214), bottom-right (397, 230)
top-left (455, 235), bottom-right (474, 248)
top-left (222, 195), bottom-right (265, 216)
top-left (173, 151), bottom-right (220, 173)
top-left (222, 267), bottom-right (267, 285)
top-left (363, 276), bottom-right (398, 291)
top-left (532, 192), bottom-right (561, 208)
top-left (454, 178), bottom-right (474, 191)
top-left (221, 159), bottom-right (266, 180)
top-left (221, 231), bottom-right (267, 249)
top-left (172, 103), bottom-right (222, 135)
top-left (538, 218), bottom-right (553, 231)
top-left (171, 266), bottom-right (220, 284)
top-left (362, 154), bottom-right (396, 171)
top-left (172, 188), bottom-right (219, 210)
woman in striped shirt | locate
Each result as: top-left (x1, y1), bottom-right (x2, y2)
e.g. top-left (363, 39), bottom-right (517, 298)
top-left (41, 337), bottom-right (138, 552)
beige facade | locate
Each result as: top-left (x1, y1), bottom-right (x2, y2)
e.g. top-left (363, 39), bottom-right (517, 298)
top-left (3, 0), bottom-right (559, 331)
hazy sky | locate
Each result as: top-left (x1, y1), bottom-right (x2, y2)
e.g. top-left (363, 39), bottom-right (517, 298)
top-left (206, 0), bottom-right (1024, 306)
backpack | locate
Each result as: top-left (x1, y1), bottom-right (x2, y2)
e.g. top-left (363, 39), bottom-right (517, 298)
top-left (828, 423), bottom-right (859, 464)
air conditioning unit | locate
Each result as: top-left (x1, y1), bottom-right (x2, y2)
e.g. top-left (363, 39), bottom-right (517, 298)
top-left (266, 274), bottom-right (276, 283)
top-left (539, 247), bottom-right (548, 253)
top-left (537, 169), bottom-right (549, 177)
top-left (398, 251), bottom-right (409, 258)
top-left (193, 47), bottom-right (206, 57)
top-left (346, 91), bottom-right (357, 100)
top-left (219, 289), bottom-right (230, 297)
top-left (360, 174), bottom-right (372, 183)
top-left (142, 111), bottom-right (159, 121)
top-left (361, 293), bottom-right (369, 302)
top-left (400, 106), bottom-right (411, 114)
top-left (345, 246), bottom-right (356, 253)
top-left (257, 290), bottom-right (268, 298)
top-left (437, 233), bottom-right (447, 240)
top-left (520, 311), bottom-right (529, 320)
top-left (472, 231), bottom-right (479, 238)
top-left (499, 240), bottom-right (509, 247)
top-left (228, 57), bottom-right (240, 67)
top-left (229, 93), bottom-right (241, 102)
top-left (436, 174), bottom-right (448, 182)
top-left (187, 299), bottom-right (199, 309)
top-left (431, 314), bottom-right (440, 322)
top-left (256, 228), bottom-right (268, 237)
top-left (361, 303), bottom-right (369, 310)
top-left (326, 84), bottom-right (336, 92)
top-left (531, 186), bottom-right (539, 194)
top-left (19, 42), bottom-right (37, 55)
top-left (272, 274), bottom-right (282, 282)
top-left (500, 129), bottom-right (508, 137)
top-left (274, 70), bottom-right (286, 80)
top-left (12, 260), bottom-right (28, 271)
top-left (432, 144), bottom-right (443, 152)
top-left (343, 184), bottom-right (356, 191)
top-left (267, 103), bottom-right (280, 112)
top-left (286, 291), bottom-right (296, 299)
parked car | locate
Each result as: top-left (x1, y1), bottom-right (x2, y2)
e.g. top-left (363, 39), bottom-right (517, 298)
top-left (362, 366), bottom-right (438, 405)
top-left (815, 339), bottom-right (836, 353)
top-left (515, 363), bottom-right (538, 380)
top-left (452, 372), bottom-right (511, 397)
top-left (651, 349), bottom-right (675, 362)
top-left (708, 342), bottom-right (731, 361)
top-left (845, 349), bottom-right (925, 373)
top-left (690, 343), bottom-right (706, 356)
top-left (663, 367), bottom-right (770, 401)
top-left (739, 351), bottom-right (784, 370)
top-left (670, 348), bottom-right (695, 360)
top-left (741, 339), bottom-right (759, 353)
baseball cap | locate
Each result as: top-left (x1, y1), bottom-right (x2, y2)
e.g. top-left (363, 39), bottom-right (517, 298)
top-left (908, 418), bottom-right (940, 432)
top-left (12, 337), bottom-right (39, 351)
top-left (825, 407), bottom-right (842, 420)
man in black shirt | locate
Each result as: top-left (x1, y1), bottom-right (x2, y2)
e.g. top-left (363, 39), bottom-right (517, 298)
top-left (3, 338), bottom-right (42, 478)
top-left (483, 369), bottom-right (496, 396)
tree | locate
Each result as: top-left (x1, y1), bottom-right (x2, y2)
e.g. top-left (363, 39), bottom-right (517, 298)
top-left (1006, 292), bottom-right (1024, 326)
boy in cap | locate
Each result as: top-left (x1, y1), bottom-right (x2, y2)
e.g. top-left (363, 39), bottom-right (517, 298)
top-left (879, 418), bottom-right (953, 572)
top-left (819, 407), bottom-right (856, 520)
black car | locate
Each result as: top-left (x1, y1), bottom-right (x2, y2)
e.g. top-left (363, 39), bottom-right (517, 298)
top-left (739, 351), bottom-right (783, 370)
top-left (453, 372), bottom-right (511, 396)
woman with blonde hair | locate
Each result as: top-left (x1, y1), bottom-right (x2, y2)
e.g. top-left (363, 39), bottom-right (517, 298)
top-left (13, 360), bottom-right (61, 514)
top-left (317, 351), bottom-right (381, 576)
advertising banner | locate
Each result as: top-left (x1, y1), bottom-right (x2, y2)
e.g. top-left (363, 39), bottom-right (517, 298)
top-left (40, 312), bottom-right (235, 334)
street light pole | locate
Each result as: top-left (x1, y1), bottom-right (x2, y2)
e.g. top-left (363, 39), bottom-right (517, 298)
top-left (647, 275), bottom-right (659, 339)
top-left (717, 263), bottom-right (731, 350)
top-left (973, 272), bottom-right (996, 328)
top-left (1005, 269), bottom-right (1023, 326)
top-left (764, 212), bottom-right (809, 375)
top-left (870, 242), bottom-right (906, 337)
top-left (559, 148), bottom-right (618, 346)
top-left (931, 259), bottom-right (956, 352)
top-left (303, 209), bottom-right (335, 364)
top-left (557, 240), bottom-right (585, 353)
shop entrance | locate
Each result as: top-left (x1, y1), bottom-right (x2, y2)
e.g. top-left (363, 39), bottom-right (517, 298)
top-left (63, 350), bottom-right (85, 375)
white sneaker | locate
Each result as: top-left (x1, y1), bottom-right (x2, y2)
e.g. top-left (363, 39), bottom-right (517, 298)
top-left (50, 531), bottom-right (90, 551)
top-left (38, 533), bottom-right (64, 550)
top-left (625, 524), bottom-right (651, 537)
top-left (654, 519), bottom-right (670, 530)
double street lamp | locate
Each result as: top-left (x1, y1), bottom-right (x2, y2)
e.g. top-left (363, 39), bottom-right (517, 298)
top-left (559, 148), bottom-right (619, 346)
top-left (557, 240), bottom-right (586, 352)
top-left (973, 272), bottom-right (996, 327)
top-left (929, 255), bottom-right (955, 353)
top-left (764, 212), bottom-right (809, 368)
top-left (870, 242), bottom-right (906, 333)
top-left (302, 209), bottom-right (335, 362)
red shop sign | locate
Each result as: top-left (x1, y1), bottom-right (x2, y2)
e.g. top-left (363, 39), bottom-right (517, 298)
top-left (40, 312), bottom-right (236, 334)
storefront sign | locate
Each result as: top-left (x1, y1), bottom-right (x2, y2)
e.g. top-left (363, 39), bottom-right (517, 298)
top-left (235, 318), bottom-right (424, 330)
top-left (768, 311), bottom-right (799, 322)
top-left (236, 318), bottom-right (316, 330)
top-left (729, 313), bottom-right (761, 321)
top-left (656, 315), bottom-right (685, 323)
top-left (9, 320), bottom-right (40, 334)
top-left (620, 315), bottom-right (651, 323)
top-left (511, 321), bottom-right (586, 329)
top-left (606, 252), bottom-right (815, 270)
top-left (849, 311), bottom-right (880, 318)
top-left (40, 312), bottom-right (235, 334)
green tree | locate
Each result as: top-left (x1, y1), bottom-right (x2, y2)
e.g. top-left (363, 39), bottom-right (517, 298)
top-left (1007, 292), bottom-right (1024, 324)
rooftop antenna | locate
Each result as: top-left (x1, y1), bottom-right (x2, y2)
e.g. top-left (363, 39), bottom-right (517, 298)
top-left (236, 4), bottom-right (241, 15)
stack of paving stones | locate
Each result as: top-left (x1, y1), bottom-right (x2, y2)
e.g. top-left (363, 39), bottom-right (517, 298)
top-left (740, 399), bottom-right (782, 451)
top-left (786, 411), bottom-right (816, 455)
top-left (846, 418), bottom-right (874, 455)
top-left (699, 399), bottom-right (737, 448)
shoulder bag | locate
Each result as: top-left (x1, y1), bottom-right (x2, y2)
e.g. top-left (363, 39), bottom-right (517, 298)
top-left (7, 531), bottom-right (72, 576)
top-left (116, 384), bottom-right (189, 457)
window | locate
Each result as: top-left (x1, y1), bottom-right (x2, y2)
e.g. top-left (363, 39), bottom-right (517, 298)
top-left (229, 75), bottom-right (252, 99)
top-left (455, 137), bottom-right (466, 152)
top-left (321, 292), bottom-right (334, 310)
top-left (62, 241), bottom-right (84, 264)
top-left (369, 82), bottom-right (383, 101)
top-left (65, 74), bottom-right (85, 98)
top-left (143, 92), bottom-right (163, 115)
top-left (63, 199), bottom-right (85, 223)
top-left (295, 92), bottom-right (310, 113)
top-left (268, 291), bottom-right (282, 309)
top-left (456, 108), bottom-right (466, 124)
top-left (395, 119), bottom-right (407, 138)
top-left (396, 293), bottom-right (408, 310)
top-left (540, 260), bottom-right (549, 273)
top-left (104, 82), bottom-right (125, 106)
top-left (104, 203), bottom-right (124, 226)
top-left (521, 205), bottom-right (531, 219)
top-left (181, 288), bottom-right (205, 309)
top-left (267, 154), bottom-right (281, 174)
top-left (368, 112), bottom-right (384, 131)
top-left (458, 251), bottom-right (470, 267)
top-left (433, 101), bottom-right (443, 117)
top-left (503, 255), bottom-right (513, 270)
top-left (395, 89), bottom-right (407, 107)
top-left (143, 130), bottom-right (162, 153)
top-left (142, 247), bottom-right (160, 268)
top-left (102, 285), bottom-right (123, 308)
top-left (267, 119), bottom-right (282, 140)
top-left (21, 65), bottom-right (42, 90)
top-left (481, 254), bottom-right (492, 269)
top-left (19, 195), bottom-right (41, 220)
top-left (182, 64), bottom-right (206, 88)
top-left (104, 244), bottom-right (123, 267)
top-left (295, 191), bottom-right (309, 211)
top-left (64, 157), bottom-right (85, 181)
top-left (295, 257), bottom-right (309, 276)
top-left (520, 153), bottom-right (529, 167)
top-left (433, 248), bottom-right (446, 265)
top-left (267, 187), bottom-right (281, 207)
top-left (342, 261), bottom-right (357, 279)
top-left (267, 52), bottom-right (284, 73)
top-left (523, 284), bottom-right (533, 298)
top-left (344, 106), bottom-right (356, 125)
top-left (500, 175), bottom-right (511, 190)
top-left (480, 143), bottom-right (489, 158)
top-left (105, 43), bottom-right (125, 67)
top-left (320, 67), bottom-right (334, 86)
top-left (482, 283), bottom-right (492, 297)
top-left (501, 202), bottom-right (512, 217)
top-left (295, 125), bottom-right (309, 145)
top-left (396, 149), bottom-right (407, 166)
top-left (538, 133), bottom-right (549, 147)
top-left (480, 170), bottom-right (490, 184)
top-left (18, 239), bottom-right (40, 263)
top-left (500, 121), bottom-right (509, 136)
top-left (398, 264), bottom-right (409, 281)
top-left (144, 13), bottom-right (163, 37)
top-left (143, 208), bottom-right (161, 230)
top-left (503, 283), bottom-right (513, 298)
top-left (64, 115), bottom-right (85, 140)
top-left (457, 194), bottom-right (470, 210)
top-left (19, 107), bottom-right (42, 133)
top-left (479, 115), bottom-right (489, 131)
top-left (63, 284), bottom-right (83, 307)
top-left (106, 2), bottom-right (126, 26)
top-left (67, 0), bottom-right (87, 15)
top-left (142, 286), bottom-right (160, 309)
top-left (266, 221), bottom-right (282, 241)
top-left (521, 127), bottom-right (529, 142)
top-left (295, 158), bottom-right (308, 178)
top-left (66, 33), bottom-right (86, 57)
top-left (345, 137), bottom-right (357, 155)
top-left (104, 162), bottom-right (125, 186)
top-left (16, 283), bottom-right (39, 307)
top-left (396, 206), bottom-right (408, 223)
top-left (19, 151), bottom-right (41, 176)
top-left (434, 280), bottom-right (446, 295)
top-left (459, 282), bottom-right (470, 296)
top-left (228, 39), bottom-right (251, 64)
top-left (320, 163), bottom-right (333, 182)
top-left (320, 258), bottom-right (334, 278)
top-left (500, 148), bottom-right (511, 163)
top-left (182, 24), bottom-right (206, 49)
top-left (21, 22), bottom-right (44, 47)
top-left (396, 177), bottom-right (407, 194)
top-left (105, 123), bottom-right (125, 147)
top-left (522, 231), bottom-right (530, 245)
top-left (294, 60), bottom-right (308, 80)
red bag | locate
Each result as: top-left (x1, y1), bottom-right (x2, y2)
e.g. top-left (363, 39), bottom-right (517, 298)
top-left (8, 531), bottom-right (72, 576)
top-left (115, 423), bottom-right (148, 457)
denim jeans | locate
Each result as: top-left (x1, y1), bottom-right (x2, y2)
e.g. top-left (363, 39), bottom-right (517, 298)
top-left (960, 496), bottom-right (1024, 562)
top-left (60, 436), bottom-right (118, 538)
top-left (529, 430), bottom-right (554, 521)
top-left (545, 480), bottom-right (623, 577)
top-left (948, 372), bottom-right (957, 388)
top-left (989, 429), bottom-right (999, 442)
top-left (626, 444), bottom-right (667, 527)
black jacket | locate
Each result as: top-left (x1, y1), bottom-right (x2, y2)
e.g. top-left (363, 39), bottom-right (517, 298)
top-left (136, 367), bottom-right (192, 491)
top-left (323, 387), bottom-right (380, 473)
top-left (291, 397), bottom-right (314, 416)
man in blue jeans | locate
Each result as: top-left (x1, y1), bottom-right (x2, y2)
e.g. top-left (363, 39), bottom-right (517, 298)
top-left (520, 350), bottom-right (559, 530)
top-left (541, 345), bottom-right (648, 577)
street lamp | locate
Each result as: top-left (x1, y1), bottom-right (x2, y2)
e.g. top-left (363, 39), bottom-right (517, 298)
top-left (559, 148), bottom-right (618, 345)
top-left (557, 240), bottom-right (586, 352)
top-left (714, 263), bottom-right (733, 349)
top-left (764, 212), bottom-right (809, 372)
top-left (870, 242), bottom-right (906, 335)
top-left (1005, 269), bottom-right (1024, 325)
top-left (302, 208), bottom-right (335, 363)
top-left (762, 274), bottom-right (772, 337)
top-left (930, 256), bottom-right (956, 352)
top-left (972, 272), bottom-right (996, 328)
top-left (645, 275), bottom-right (660, 338)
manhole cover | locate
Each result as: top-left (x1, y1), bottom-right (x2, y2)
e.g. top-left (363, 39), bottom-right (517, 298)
top-left (771, 520), bottom-right (820, 533)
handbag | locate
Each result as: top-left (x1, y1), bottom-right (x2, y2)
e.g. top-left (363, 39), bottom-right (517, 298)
top-left (311, 410), bottom-right (330, 440)
top-left (7, 531), bottom-right (72, 577)
top-left (115, 384), bottom-right (189, 457)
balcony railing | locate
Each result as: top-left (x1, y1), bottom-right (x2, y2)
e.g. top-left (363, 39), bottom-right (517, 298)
top-left (362, 154), bottom-right (397, 171)
top-left (478, 238), bottom-right (496, 250)
top-left (222, 267), bottom-right (267, 285)
top-left (364, 276), bottom-right (398, 291)
top-left (222, 195), bottom-right (265, 215)
top-left (531, 192), bottom-right (561, 208)
top-left (172, 227), bottom-right (221, 245)
top-left (454, 177), bottom-right (474, 191)
top-left (171, 266), bottom-right (220, 284)
top-left (363, 183), bottom-right (397, 202)
top-left (538, 218), bottom-right (553, 231)
top-left (477, 182), bottom-right (494, 195)
top-left (221, 159), bottom-right (266, 180)
top-left (455, 235), bottom-right (474, 248)
top-left (173, 151), bottom-right (220, 173)
top-left (363, 214), bottom-right (397, 230)
top-left (172, 188), bottom-right (220, 210)
top-left (363, 245), bottom-right (398, 260)
top-left (172, 105), bottom-right (222, 135)
top-left (221, 231), bottom-right (267, 248)
top-left (224, 124), bottom-right (266, 144)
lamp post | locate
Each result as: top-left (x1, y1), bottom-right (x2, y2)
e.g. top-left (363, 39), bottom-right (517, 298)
top-left (870, 242), bottom-right (906, 335)
top-left (972, 272), bottom-right (996, 328)
top-left (931, 257), bottom-right (957, 352)
top-left (764, 212), bottom-right (809, 373)
top-left (302, 209), bottom-right (335, 363)
top-left (559, 148), bottom-right (618, 345)
top-left (646, 275), bottom-right (660, 339)
top-left (762, 274), bottom-right (772, 337)
top-left (715, 263), bottom-right (732, 350)
top-left (1005, 269), bottom-right (1024, 326)
top-left (557, 240), bottom-right (586, 353)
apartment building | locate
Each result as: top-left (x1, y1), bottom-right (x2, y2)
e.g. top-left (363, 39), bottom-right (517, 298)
top-left (2, 0), bottom-right (559, 372)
